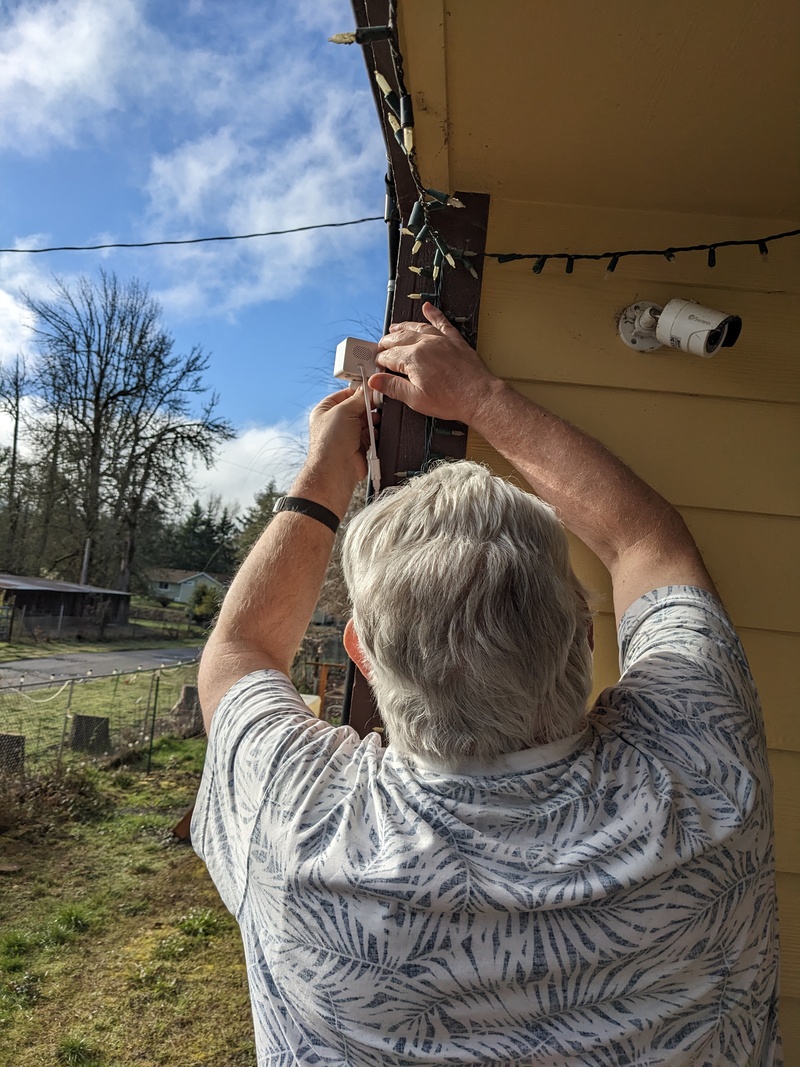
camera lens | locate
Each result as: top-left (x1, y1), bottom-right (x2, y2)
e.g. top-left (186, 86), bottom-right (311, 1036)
top-left (706, 327), bottom-right (724, 352)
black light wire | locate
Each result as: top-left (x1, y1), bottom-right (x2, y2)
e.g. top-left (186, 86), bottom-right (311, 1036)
top-left (485, 228), bottom-right (800, 272)
top-left (0, 217), bottom-right (385, 255)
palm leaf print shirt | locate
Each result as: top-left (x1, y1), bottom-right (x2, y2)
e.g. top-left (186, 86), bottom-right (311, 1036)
top-left (193, 587), bottom-right (781, 1066)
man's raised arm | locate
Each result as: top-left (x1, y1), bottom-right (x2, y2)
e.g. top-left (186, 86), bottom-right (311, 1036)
top-left (198, 387), bottom-right (371, 730)
top-left (371, 303), bottom-right (716, 624)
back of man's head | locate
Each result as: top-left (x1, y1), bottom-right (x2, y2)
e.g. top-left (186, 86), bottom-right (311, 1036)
top-left (342, 461), bottom-right (593, 766)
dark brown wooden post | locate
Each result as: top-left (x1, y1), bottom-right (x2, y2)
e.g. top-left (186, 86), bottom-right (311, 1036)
top-left (347, 1), bottom-right (490, 738)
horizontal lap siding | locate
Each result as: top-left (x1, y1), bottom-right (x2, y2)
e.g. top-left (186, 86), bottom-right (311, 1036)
top-left (470, 383), bottom-right (800, 517)
top-left (469, 198), bottom-right (800, 1050)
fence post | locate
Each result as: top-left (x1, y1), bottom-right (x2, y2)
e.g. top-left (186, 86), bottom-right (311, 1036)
top-left (142, 668), bottom-right (156, 739)
top-left (56, 679), bottom-right (76, 770)
top-left (146, 673), bottom-right (160, 774)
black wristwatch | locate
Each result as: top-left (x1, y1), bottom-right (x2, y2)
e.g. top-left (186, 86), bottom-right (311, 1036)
top-left (272, 496), bottom-right (340, 534)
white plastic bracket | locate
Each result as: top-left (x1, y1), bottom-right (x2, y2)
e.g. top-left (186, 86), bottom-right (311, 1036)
top-left (618, 302), bottom-right (664, 353)
top-left (360, 366), bottom-right (381, 494)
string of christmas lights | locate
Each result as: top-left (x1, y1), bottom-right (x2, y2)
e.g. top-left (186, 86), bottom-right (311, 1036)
top-left (486, 229), bottom-right (800, 274)
top-left (332, 8), bottom-right (799, 284)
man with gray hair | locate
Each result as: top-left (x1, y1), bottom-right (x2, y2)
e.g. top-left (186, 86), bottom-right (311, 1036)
top-left (193, 304), bottom-right (780, 1065)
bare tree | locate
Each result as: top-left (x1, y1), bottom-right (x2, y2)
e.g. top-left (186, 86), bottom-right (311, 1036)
top-left (24, 271), bottom-right (234, 589)
top-left (0, 356), bottom-right (30, 572)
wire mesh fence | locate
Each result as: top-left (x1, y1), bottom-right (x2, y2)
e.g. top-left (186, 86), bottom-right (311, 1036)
top-left (0, 660), bottom-right (200, 779)
top-left (292, 627), bottom-right (348, 723)
top-left (12, 609), bottom-right (199, 644)
top-left (0, 623), bottom-right (350, 788)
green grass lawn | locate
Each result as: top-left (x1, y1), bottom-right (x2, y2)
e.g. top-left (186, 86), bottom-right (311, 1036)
top-left (0, 737), bottom-right (255, 1066)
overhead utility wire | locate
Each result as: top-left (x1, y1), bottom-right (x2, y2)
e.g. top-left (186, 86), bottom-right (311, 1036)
top-left (0, 216), bottom-right (385, 255)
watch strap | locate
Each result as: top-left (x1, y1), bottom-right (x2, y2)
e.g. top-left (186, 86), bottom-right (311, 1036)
top-left (272, 496), bottom-right (340, 534)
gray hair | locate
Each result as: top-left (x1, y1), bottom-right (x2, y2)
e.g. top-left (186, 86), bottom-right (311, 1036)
top-left (341, 461), bottom-right (593, 765)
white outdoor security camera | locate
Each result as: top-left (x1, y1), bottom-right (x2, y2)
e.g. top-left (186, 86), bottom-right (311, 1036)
top-left (619, 299), bottom-right (742, 357)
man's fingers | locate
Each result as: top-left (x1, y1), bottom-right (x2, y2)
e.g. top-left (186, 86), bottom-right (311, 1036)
top-left (389, 320), bottom-right (438, 336)
top-left (314, 387), bottom-right (358, 413)
top-left (313, 388), bottom-right (369, 426)
top-left (374, 346), bottom-right (411, 374)
top-left (379, 323), bottom-right (438, 349)
top-left (422, 302), bottom-right (459, 337)
top-left (369, 372), bottom-right (415, 406)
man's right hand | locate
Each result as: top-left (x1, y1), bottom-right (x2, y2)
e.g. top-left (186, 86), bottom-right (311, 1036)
top-left (371, 302), bottom-right (499, 425)
top-left (373, 301), bottom-right (716, 623)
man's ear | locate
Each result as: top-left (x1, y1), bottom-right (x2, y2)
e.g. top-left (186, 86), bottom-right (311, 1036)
top-left (344, 618), bottom-right (371, 678)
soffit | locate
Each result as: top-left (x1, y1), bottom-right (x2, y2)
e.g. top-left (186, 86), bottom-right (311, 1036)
top-left (399, 0), bottom-right (800, 218)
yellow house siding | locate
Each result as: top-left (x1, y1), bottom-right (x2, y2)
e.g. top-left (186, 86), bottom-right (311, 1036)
top-left (470, 384), bottom-right (800, 517)
top-left (478, 204), bottom-right (799, 405)
top-left (467, 197), bottom-right (799, 1050)
top-left (404, 0), bottom-right (797, 219)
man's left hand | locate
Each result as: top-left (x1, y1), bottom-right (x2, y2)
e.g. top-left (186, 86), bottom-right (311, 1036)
top-left (298, 386), bottom-right (377, 519)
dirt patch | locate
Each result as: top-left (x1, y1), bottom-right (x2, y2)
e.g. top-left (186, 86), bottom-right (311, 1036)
top-left (0, 738), bottom-right (255, 1066)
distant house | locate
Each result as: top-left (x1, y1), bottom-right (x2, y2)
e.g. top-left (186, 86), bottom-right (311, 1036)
top-left (0, 573), bottom-right (131, 624)
top-left (147, 569), bottom-right (229, 605)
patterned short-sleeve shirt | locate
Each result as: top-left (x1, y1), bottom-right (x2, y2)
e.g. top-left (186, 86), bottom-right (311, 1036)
top-left (192, 587), bottom-right (781, 1065)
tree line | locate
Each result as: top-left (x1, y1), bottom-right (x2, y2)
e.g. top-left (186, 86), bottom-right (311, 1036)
top-left (0, 269), bottom-right (357, 622)
top-left (152, 485), bottom-right (283, 579)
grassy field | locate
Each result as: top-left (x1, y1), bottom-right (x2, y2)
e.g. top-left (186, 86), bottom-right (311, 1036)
top-left (0, 736), bottom-right (255, 1066)
top-left (1, 665), bottom-right (200, 774)
top-left (0, 630), bottom-right (203, 665)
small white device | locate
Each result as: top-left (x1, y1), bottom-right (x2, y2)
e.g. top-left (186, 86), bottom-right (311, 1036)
top-left (334, 336), bottom-right (380, 382)
top-left (619, 299), bottom-right (742, 357)
top-left (333, 336), bottom-right (381, 494)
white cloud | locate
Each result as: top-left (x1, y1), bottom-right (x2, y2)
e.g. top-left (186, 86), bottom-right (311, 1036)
top-left (293, 0), bottom-right (354, 33)
top-left (146, 78), bottom-right (382, 315)
top-left (1, 0), bottom-right (385, 318)
top-left (0, 288), bottom-right (35, 364)
top-left (0, 245), bottom-right (63, 363)
top-left (0, 0), bottom-right (146, 152)
top-left (190, 419), bottom-right (309, 512)
top-left (147, 128), bottom-right (247, 221)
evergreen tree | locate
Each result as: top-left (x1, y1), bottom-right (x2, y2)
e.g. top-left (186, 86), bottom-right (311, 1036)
top-left (235, 481), bottom-right (283, 562)
top-left (171, 496), bottom-right (239, 574)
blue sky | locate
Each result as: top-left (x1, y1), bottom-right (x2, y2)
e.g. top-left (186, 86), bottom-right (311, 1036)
top-left (0, 0), bottom-right (388, 511)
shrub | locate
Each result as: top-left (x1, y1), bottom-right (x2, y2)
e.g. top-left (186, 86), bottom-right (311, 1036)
top-left (187, 584), bottom-right (221, 626)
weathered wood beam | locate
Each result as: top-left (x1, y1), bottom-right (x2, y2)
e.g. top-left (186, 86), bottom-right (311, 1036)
top-left (346, 1), bottom-right (490, 738)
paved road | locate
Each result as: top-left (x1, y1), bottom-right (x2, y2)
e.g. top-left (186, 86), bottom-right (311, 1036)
top-left (0, 646), bottom-right (203, 688)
